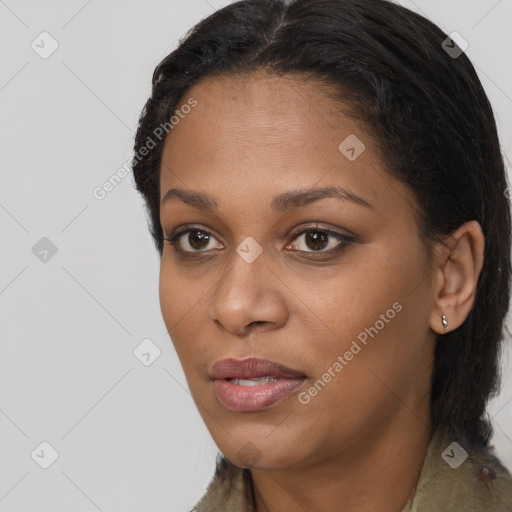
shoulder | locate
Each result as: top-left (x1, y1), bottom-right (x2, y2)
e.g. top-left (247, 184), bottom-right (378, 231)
top-left (405, 430), bottom-right (512, 512)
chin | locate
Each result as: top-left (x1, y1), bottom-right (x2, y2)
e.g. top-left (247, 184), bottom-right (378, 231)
top-left (213, 427), bottom-right (311, 470)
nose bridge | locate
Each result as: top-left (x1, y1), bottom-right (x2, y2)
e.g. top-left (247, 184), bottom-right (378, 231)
top-left (209, 240), bottom-right (287, 334)
top-left (215, 241), bottom-right (267, 314)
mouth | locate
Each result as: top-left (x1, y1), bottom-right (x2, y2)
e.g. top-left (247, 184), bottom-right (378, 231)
top-left (210, 357), bottom-right (307, 412)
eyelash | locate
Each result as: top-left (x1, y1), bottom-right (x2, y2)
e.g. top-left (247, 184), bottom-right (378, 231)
top-left (162, 224), bottom-right (355, 258)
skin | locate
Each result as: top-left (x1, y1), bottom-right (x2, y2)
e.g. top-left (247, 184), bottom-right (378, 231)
top-left (158, 72), bottom-right (485, 512)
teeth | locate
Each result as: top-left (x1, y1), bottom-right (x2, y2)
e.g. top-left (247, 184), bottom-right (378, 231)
top-left (230, 377), bottom-right (279, 386)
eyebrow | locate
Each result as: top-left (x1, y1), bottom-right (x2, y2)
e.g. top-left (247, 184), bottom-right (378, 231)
top-left (160, 185), bottom-right (372, 212)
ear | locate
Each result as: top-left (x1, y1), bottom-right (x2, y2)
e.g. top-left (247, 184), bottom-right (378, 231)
top-left (429, 220), bottom-right (485, 334)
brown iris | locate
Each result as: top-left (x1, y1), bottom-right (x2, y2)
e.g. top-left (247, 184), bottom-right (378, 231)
top-left (188, 230), bottom-right (210, 250)
top-left (304, 230), bottom-right (328, 251)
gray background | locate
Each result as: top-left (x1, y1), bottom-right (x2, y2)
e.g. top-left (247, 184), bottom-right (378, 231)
top-left (1, 0), bottom-right (511, 510)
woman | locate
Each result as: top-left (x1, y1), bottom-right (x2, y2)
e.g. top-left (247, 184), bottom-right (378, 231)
top-left (132, 0), bottom-right (512, 510)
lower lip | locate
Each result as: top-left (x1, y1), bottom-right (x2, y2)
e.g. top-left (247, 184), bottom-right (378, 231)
top-left (213, 378), bottom-right (306, 412)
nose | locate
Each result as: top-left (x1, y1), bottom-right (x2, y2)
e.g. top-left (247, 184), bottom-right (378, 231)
top-left (208, 250), bottom-right (289, 337)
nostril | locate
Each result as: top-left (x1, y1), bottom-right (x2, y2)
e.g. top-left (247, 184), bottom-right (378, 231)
top-left (248, 321), bottom-right (266, 329)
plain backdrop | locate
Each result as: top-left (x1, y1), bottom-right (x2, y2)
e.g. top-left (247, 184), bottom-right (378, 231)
top-left (1, 0), bottom-right (511, 510)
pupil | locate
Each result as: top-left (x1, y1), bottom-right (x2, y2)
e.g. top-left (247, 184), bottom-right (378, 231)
top-left (189, 231), bottom-right (209, 250)
top-left (306, 231), bottom-right (327, 251)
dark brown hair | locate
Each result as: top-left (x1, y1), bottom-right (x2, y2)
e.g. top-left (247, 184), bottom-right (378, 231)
top-left (132, 0), bottom-right (511, 446)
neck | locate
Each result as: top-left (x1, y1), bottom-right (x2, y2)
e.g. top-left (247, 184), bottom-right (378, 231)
top-left (250, 414), bottom-right (432, 512)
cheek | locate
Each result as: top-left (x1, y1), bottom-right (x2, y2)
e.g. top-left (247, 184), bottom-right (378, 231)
top-left (159, 262), bottom-right (177, 326)
top-left (299, 246), bottom-right (431, 399)
top-left (158, 257), bottom-right (217, 381)
top-left (301, 254), bottom-right (402, 352)
top-left (159, 260), bottom-right (196, 361)
top-left (159, 254), bottom-right (203, 328)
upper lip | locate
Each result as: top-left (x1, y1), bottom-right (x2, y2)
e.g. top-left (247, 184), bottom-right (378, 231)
top-left (211, 357), bottom-right (306, 380)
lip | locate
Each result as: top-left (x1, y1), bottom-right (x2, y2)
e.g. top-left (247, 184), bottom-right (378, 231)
top-left (211, 357), bottom-right (307, 412)
top-left (211, 357), bottom-right (306, 380)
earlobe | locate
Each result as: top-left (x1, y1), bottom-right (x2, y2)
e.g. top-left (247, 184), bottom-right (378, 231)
top-left (429, 220), bottom-right (485, 335)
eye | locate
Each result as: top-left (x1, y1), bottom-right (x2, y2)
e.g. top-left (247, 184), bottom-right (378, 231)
top-left (286, 225), bottom-right (354, 254)
top-left (164, 227), bottom-right (223, 253)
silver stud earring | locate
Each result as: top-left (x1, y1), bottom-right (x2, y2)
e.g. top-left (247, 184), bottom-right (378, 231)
top-left (441, 314), bottom-right (449, 330)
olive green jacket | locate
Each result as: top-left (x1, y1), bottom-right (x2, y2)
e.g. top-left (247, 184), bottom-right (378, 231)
top-left (192, 430), bottom-right (512, 511)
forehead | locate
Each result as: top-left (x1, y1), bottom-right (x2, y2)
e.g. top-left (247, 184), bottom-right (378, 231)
top-left (158, 72), bottom-right (411, 218)
top-left (162, 73), bottom-right (367, 167)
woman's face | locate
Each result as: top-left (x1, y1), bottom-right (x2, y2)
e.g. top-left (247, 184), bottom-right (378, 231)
top-left (158, 72), bottom-right (439, 470)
